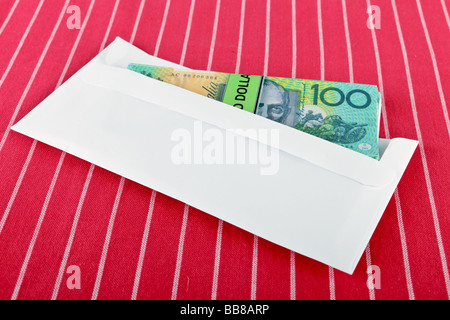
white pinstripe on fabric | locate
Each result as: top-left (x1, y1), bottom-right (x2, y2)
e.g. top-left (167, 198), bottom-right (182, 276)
top-left (441, 0), bottom-right (450, 31)
top-left (328, 266), bottom-right (335, 300)
top-left (171, 204), bottom-right (190, 300)
top-left (10, 0), bottom-right (96, 300)
top-left (234, 0), bottom-right (246, 74)
top-left (291, 0), bottom-right (297, 79)
top-left (290, 0), bottom-right (297, 301)
top-left (416, 0), bottom-right (450, 138)
top-left (179, 0), bottom-right (196, 66)
top-left (131, 190), bottom-right (157, 300)
top-left (317, 0), bottom-right (325, 82)
top-left (211, 219), bottom-right (223, 300)
top-left (129, 0), bottom-right (146, 45)
top-left (290, 251), bottom-right (296, 300)
top-left (0, 0), bottom-right (71, 233)
top-left (207, 0), bottom-right (221, 71)
top-left (391, 0), bottom-right (450, 299)
top-left (51, 1), bottom-right (130, 299)
top-left (263, 0), bottom-right (270, 77)
top-left (0, 0), bottom-right (44, 89)
top-left (153, 0), bottom-right (171, 57)
top-left (250, 234), bottom-right (258, 300)
top-left (341, 0), bottom-right (353, 84)
top-left (99, 0), bottom-right (121, 52)
top-left (91, 177), bottom-right (125, 300)
top-left (366, 0), bottom-right (415, 299)
top-left (0, 0), bottom-right (20, 36)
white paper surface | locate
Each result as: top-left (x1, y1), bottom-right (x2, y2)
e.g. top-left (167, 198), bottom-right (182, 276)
top-left (11, 37), bottom-right (418, 274)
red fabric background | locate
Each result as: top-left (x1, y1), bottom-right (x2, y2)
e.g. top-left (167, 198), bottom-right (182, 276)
top-left (0, 0), bottom-right (449, 300)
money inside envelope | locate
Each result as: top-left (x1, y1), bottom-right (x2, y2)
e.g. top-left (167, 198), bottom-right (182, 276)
top-left (127, 63), bottom-right (381, 160)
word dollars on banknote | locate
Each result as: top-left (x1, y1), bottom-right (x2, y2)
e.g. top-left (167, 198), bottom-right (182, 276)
top-left (127, 63), bottom-right (381, 159)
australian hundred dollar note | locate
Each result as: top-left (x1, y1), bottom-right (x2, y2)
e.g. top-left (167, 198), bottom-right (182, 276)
top-left (127, 63), bottom-right (382, 159)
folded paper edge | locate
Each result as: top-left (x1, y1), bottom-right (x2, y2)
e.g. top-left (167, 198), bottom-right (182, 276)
top-left (346, 138), bottom-right (418, 274)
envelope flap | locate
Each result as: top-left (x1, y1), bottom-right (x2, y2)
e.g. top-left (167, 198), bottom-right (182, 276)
top-left (81, 55), bottom-right (407, 188)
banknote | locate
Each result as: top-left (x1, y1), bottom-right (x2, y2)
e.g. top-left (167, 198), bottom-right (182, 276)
top-left (127, 63), bottom-right (381, 159)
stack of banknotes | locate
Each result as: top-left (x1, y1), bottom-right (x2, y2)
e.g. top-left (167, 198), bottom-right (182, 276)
top-left (127, 63), bottom-right (382, 160)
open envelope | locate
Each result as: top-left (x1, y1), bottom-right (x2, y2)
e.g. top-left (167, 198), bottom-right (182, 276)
top-left (11, 37), bottom-right (418, 274)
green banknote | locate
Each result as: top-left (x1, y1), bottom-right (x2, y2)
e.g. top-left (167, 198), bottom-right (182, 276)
top-left (128, 63), bottom-right (381, 159)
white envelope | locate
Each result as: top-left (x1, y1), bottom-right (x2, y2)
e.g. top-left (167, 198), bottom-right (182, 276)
top-left (11, 37), bottom-right (418, 274)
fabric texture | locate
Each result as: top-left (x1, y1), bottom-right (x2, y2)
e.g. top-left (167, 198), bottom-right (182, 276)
top-left (0, 0), bottom-right (449, 300)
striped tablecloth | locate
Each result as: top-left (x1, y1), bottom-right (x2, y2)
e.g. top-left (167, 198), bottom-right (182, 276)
top-left (0, 0), bottom-right (449, 300)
